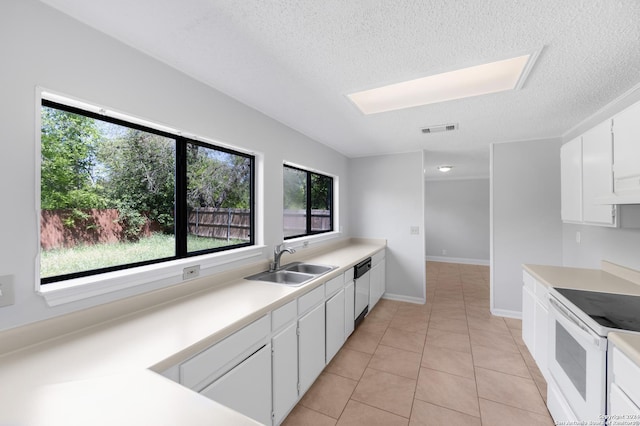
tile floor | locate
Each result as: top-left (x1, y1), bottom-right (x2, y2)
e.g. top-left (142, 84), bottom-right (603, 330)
top-left (282, 261), bottom-right (553, 425)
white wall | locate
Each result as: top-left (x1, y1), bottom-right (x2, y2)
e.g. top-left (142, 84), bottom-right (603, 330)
top-left (491, 139), bottom-right (563, 316)
top-left (425, 178), bottom-right (490, 265)
top-left (348, 152), bottom-right (426, 303)
top-left (0, 0), bottom-right (349, 330)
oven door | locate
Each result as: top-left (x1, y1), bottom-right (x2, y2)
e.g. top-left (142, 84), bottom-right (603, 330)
top-left (547, 296), bottom-right (607, 423)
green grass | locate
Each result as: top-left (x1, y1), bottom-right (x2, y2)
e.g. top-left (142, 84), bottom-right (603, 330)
top-left (41, 233), bottom-right (245, 278)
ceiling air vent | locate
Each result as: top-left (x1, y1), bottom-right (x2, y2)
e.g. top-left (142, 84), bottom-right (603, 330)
top-left (421, 123), bottom-right (458, 134)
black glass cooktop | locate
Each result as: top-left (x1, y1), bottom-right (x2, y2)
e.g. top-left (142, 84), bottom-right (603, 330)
top-left (555, 288), bottom-right (640, 332)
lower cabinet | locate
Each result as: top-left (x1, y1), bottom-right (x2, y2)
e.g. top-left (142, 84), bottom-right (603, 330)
top-left (608, 343), bottom-right (640, 418)
top-left (298, 302), bottom-right (326, 395)
top-left (521, 271), bottom-right (550, 380)
top-left (201, 344), bottom-right (272, 425)
top-left (272, 322), bottom-right (298, 425)
top-left (326, 288), bottom-right (345, 364)
top-left (369, 250), bottom-right (386, 310)
top-left (344, 280), bottom-right (355, 339)
top-left (175, 258), bottom-right (378, 425)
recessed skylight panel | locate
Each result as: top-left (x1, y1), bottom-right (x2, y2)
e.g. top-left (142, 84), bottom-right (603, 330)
top-left (347, 54), bottom-right (536, 115)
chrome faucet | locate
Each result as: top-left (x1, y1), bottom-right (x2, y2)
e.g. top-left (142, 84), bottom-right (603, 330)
top-left (270, 243), bottom-right (296, 271)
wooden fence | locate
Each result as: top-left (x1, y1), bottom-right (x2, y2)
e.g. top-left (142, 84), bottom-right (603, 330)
top-left (283, 209), bottom-right (332, 237)
top-left (41, 207), bottom-right (331, 249)
top-left (188, 208), bottom-right (250, 241)
top-left (40, 209), bottom-right (159, 250)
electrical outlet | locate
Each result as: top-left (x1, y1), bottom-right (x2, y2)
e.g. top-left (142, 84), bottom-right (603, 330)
top-left (442, 249), bottom-right (447, 255)
top-left (0, 275), bottom-right (15, 307)
top-left (182, 265), bottom-right (200, 280)
top-left (303, 241), bottom-right (309, 248)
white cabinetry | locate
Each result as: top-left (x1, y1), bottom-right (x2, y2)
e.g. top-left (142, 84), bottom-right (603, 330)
top-left (298, 302), bottom-right (325, 395)
top-left (201, 344), bottom-right (272, 425)
top-left (179, 315), bottom-right (271, 423)
top-left (608, 343), bottom-right (640, 418)
top-left (344, 280), bottom-right (354, 339)
top-left (582, 120), bottom-right (616, 225)
top-left (326, 288), bottom-right (345, 363)
top-left (561, 137), bottom-right (583, 223)
top-left (612, 101), bottom-right (640, 197)
top-left (369, 250), bottom-right (386, 310)
top-left (521, 271), bottom-right (550, 380)
top-left (271, 300), bottom-right (298, 425)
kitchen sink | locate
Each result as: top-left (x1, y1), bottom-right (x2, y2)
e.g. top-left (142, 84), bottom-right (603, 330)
top-left (282, 262), bottom-right (335, 275)
top-left (245, 262), bottom-right (336, 286)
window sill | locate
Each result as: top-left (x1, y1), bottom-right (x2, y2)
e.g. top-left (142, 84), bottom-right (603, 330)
top-left (284, 231), bottom-right (343, 249)
top-left (38, 245), bottom-right (267, 307)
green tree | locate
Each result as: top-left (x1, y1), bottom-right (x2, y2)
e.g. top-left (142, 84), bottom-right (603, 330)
top-left (283, 166), bottom-right (306, 210)
top-left (186, 145), bottom-right (251, 209)
top-left (41, 107), bottom-right (108, 209)
top-left (98, 128), bottom-right (176, 233)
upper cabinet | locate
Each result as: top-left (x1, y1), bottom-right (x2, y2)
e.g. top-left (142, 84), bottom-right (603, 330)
top-left (612, 101), bottom-right (640, 198)
top-left (582, 120), bottom-right (616, 225)
top-left (561, 137), bottom-right (583, 223)
top-left (561, 127), bottom-right (617, 226)
top-left (560, 99), bottom-right (640, 223)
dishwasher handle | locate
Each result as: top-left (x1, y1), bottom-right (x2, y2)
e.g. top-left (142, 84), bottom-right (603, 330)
top-left (354, 257), bottom-right (372, 280)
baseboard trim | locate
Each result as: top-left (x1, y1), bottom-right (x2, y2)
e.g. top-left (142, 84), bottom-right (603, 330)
top-left (382, 293), bottom-right (426, 305)
top-left (426, 256), bottom-right (490, 266)
top-left (490, 308), bottom-right (522, 319)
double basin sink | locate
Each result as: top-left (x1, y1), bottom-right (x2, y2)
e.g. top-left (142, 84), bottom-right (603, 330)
top-left (245, 262), bottom-right (337, 286)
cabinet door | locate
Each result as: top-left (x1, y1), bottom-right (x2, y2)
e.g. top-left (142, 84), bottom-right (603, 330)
top-left (201, 344), bottom-right (272, 425)
top-left (344, 281), bottom-right (355, 338)
top-left (582, 120), bottom-right (616, 225)
top-left (326, 289), bottom-right (345, 364)
top-left (522, 285), bottom-right (535, 355)
top-left (534, 299), bottom-right (549, 378)
top-left (613, 101), bottom-right (640, 193)
top-left (298, 303), bottom-right (325, 395)
top-left (272, 323), bottom-right (298, 425)
top-left (561, 137), bottom-right (583, 223)
top-left (373, 261), bottom-right (386, 307)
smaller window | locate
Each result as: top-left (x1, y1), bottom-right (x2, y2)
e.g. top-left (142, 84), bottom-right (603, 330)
top-left (283, 165), bottom-right (333, 239)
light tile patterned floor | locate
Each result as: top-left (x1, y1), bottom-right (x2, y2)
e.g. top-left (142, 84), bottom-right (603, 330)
top-left (282, 261), bottom-right (553, 425)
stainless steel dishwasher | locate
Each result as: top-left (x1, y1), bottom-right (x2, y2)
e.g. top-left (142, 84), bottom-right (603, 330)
top-left (354, 257), bottom-right (372, 328)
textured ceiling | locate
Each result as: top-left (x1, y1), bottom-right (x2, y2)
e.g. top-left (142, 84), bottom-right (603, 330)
top-left (39, 0), bottom-right (640, 179)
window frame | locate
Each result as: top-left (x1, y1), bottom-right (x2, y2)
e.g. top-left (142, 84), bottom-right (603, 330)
top-left (40, 99), bottom-right (255, 285)
top-left (283, 164), bottom-right (334, 240)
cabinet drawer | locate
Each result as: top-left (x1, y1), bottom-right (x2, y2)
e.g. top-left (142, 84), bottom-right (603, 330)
top-left (298, 284), bottom-right (325, 315)
top-left (325, 275), bottom-right (344, 297)
top-left (343, 268), bottom-right (354, 283)
top-left (372, 250), bottom-right (385, 265)
top-left (272, 299), bottom-right (297, 332)
top-left (180, 315), bottom-right (269, 390)
top-left (612, 347), bottom-right (640, 405)
top-left (610, 383), bottom-right (640, 418)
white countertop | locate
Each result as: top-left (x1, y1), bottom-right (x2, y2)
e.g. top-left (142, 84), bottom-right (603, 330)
top-left (0, 238), bottom-right (385, 425)
top-left (609, 332), bottom-right (640, 367)
top-left (523, 263), bottom-right (640, 296)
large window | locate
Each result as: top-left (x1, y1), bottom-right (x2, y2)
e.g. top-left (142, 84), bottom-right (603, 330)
top-left (40, 99), bottom-right (254, 284)
top-left (283, 165), bottom-right (333, 239)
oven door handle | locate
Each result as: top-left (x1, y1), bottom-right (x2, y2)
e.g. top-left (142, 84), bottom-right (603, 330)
top-left (548, 296), bottom-right (605, 350)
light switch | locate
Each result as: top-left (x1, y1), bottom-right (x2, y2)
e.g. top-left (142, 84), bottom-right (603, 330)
top-left (410, 226), bottom-right (420, 235)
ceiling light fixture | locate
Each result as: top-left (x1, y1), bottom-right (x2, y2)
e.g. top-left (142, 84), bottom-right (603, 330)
top-left (347, 51), bottom-right (539, 115)
top-left (437, 165), bottom-right (453, 173)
